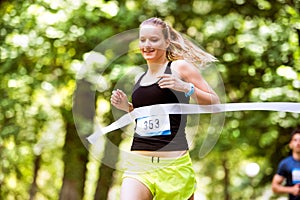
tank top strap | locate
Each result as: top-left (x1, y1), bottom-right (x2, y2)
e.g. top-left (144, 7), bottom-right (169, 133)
top-left (135, 72), bottom-right (146, 86)
top-left (133, 72), bottom-right (146, 92)
top-left (164, 61), bottom-right (172, 74)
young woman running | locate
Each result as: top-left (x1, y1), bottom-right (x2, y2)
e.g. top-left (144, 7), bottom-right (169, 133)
top-left (111, 17), bottom-right (219, 200)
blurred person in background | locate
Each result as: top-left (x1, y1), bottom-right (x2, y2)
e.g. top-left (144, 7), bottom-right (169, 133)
top-left (272, 127), bottom-right (300, 200)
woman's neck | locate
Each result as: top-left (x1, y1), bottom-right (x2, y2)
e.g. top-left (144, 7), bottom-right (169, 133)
top-left (146, 58), bottom-right (169, 75)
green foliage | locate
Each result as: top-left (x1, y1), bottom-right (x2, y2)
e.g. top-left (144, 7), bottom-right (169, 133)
top-left (0, 0), bottom-right (299, 199)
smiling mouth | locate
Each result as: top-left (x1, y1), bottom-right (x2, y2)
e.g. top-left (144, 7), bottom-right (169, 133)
top-left (143, 48), bottom-right (155, 53)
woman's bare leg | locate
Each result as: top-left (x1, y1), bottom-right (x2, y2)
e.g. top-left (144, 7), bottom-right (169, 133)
top-left (121, 177), bottom-right (153, 200)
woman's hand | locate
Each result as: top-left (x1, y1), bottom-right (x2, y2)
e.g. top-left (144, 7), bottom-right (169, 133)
top-left (157, 74), bottom-right (190, 93)
top-left (161, 60), bottom-right (220, 105)
top-left (110, 89), bottom-right (133, 112)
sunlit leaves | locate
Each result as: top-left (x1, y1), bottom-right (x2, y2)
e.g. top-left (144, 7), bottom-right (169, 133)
top-left (0, 0), bottom-right (299, 199)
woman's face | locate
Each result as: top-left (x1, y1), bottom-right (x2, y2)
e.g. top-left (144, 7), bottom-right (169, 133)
top-left (139, 25), bottom-right (169, 62)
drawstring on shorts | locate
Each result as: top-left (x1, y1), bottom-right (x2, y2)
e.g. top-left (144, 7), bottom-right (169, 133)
top-left (151, 156), bottom-right (160, 163)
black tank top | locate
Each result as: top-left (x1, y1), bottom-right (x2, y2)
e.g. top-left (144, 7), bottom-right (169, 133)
top-left (131, 61), bottom-right (190, 151)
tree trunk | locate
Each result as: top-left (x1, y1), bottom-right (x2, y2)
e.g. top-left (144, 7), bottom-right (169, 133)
top-left (94, 131), bottom-right (122, 200)
top-left (60, 79), bottom-right (95, 200)
top-left (222, 158), bottom-right (230, 200)
top-left (29, 155), bottom-right (41, 200)
top-left (59, 121), bottom-right (88, 200)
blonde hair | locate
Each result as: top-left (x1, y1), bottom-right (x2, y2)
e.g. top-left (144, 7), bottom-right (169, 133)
top-left (140, 17), bottom-right (217, 68)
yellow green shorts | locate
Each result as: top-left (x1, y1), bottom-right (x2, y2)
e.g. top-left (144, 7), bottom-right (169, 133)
top-left (122, 152), bottom-right (196, 200)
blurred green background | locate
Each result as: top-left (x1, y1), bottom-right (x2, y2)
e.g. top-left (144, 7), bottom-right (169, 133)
top-left (0, 0), bottom-right (299, 199)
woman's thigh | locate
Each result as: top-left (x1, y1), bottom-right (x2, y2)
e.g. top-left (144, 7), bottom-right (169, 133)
top-left (120, 177), bottom-right (153, 200)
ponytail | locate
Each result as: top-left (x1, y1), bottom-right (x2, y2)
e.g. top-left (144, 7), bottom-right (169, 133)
top-left (140, 17), bottom-right (217, 68)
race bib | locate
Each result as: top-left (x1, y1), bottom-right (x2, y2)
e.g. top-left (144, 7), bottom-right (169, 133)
top-left (135, 115), bottom-right (171, 137)
top-left (292, 168), bottom-right (300, 184)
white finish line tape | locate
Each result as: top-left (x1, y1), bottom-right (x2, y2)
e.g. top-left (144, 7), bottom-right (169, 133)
top-left (87, 102), bottom-right (300, 144)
